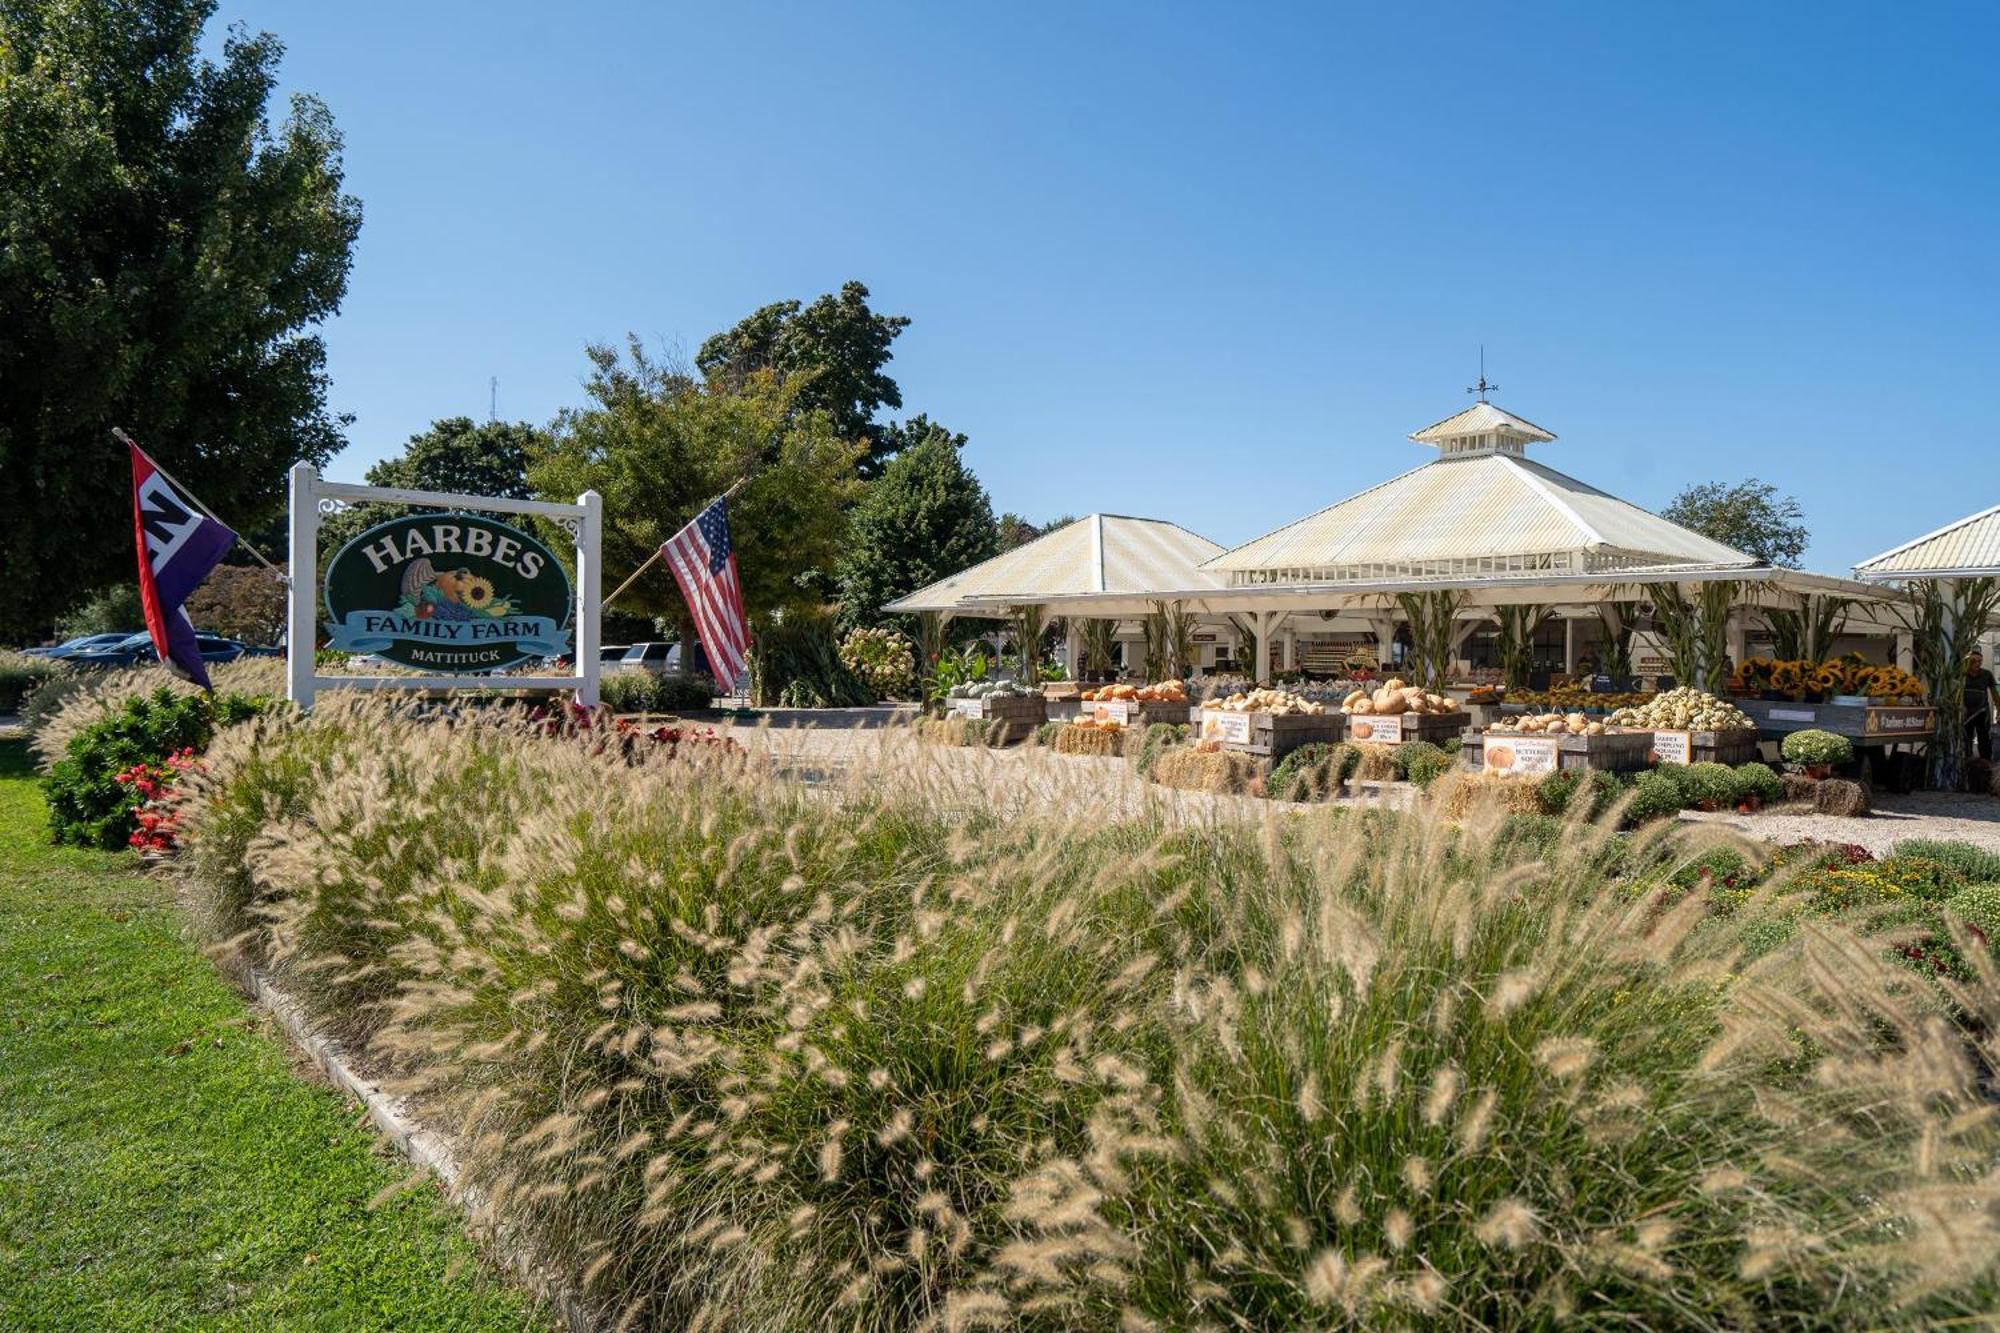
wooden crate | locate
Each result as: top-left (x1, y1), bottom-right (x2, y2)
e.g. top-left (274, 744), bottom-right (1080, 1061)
top-left (1460, 729), bottom-right (1653, 775)
top-left (1192, 708), bottom-right (1344, 762)
top-left (1079, 699), bottom-right (1191, 728)
top-left (946, 693), bottom-right (1047, 745)
top-left (1734, 698), bottom-right (1935, 745)
top-left (1633, 728), bottom-right (1763, 766)
top-left (1344, 711), bottom-right (1469, 746)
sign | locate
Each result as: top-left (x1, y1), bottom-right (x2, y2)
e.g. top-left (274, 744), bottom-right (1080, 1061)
top-left (322, 512), bottom-right (573, 674)
top-left (1649, 729), bottom-right (1692, 765)
top-left (1482, 734), bottom-right (1558, 777)
top-left (1864, 706), bottom-right (1936, 739)
top-left (1346, 713), bottom-right (1404, 744)
top-left (950, 697), bottom-right (986, 720)
top-left (1196, 709), bottom-right (1252, 744)
top-left (1084, 699), bottom-right (1133, 725)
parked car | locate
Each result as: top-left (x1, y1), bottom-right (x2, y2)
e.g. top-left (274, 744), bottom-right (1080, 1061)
top-left (21, 632), bottom-right (137, 659)
top-left (65, 631), bottom-right (247, 670)
top-left (618, 641), bottom-right (710, 678)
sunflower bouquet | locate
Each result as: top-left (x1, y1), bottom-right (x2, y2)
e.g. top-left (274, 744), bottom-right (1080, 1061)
top-left (1728, 655), bottom-right (1924, 703)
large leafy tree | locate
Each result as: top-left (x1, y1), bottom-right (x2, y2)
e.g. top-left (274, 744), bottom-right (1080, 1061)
top-left (529, 339), bottom-right (861, 631)
top-left (317, 416), bottom-right (546, 558)
top-left (0, 0), bottom-right (362, 636)
top-left (696, 281), bottom-right (911, 476)
top-left (1661, 479), bottom-right (1808, 567)
top-left (837, 424), bottom-right (999, 632)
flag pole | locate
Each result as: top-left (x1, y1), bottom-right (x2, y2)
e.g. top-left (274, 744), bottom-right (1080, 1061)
top-left (112, 429), bottom-right (288, 580)
top-left (602, 476), bottom-right (750, 609)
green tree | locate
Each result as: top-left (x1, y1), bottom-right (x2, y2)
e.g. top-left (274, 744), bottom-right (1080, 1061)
top-left (529, 339), bottom-right (861, 635)
top-left (318, 417), bottom-right (547, 557)
top-left (1661, 479), bottom-right (1808, 567)
top-left (836, 428), bottom-right (999, 632)
top-left (998, 512), bottom-right (1079, 551)
top-left (696, 281), bottom-right (911, 476)
top-left (0, 0), bottom-right (361, 637)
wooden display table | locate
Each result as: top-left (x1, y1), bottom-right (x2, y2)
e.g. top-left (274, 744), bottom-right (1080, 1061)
top-left (1192, 707), bottom-right (1344, 762)
top-left (1343, 711), bottom-right (1469, 746)
top-left (1461, 728), bottom-right (1654, 775)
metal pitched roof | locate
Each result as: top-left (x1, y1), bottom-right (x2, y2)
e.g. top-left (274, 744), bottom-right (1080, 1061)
top-left (1408, 401), bottom-right (1557, 445)
top-left (1855, 503), bottom-right (2000, 580)
top-left (1203, 453), bottom-right (1755, 573)
top-left (884, 514), bottom-right (1227, 614)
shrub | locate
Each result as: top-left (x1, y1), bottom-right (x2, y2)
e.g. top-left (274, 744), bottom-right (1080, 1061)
top-left (1270, 742), bottom-right (1342, 801)
top-left (0, 650), bottom-right (61, 712)
top-left (655, 671), bottom-right (720, 712)
top-left (1133, 722), bottom-right (1190, 781)
top-left (1535, 769), bottom-right (1624, 820)
top-left (1734, 761), bottom-right (1783, 804)
top-left (1945, 883), bottom-right (2000, 947)
top-left (44, 688), bottom-right (268, 849)
top-left (1681, 761), bottom-right (1742, 808)
top-left (1032, 719), bottom-right (1066, 747)
top-left (1395, 740), bottom-right (1453, 790)
top-left (170, 700), bottom-right (2000, 1329)
top-left (597, 671), bottom-right (658, 714)
top-left (1782, 728), bottom-right (1853, 768)
top-left (752, 609), bottom-right (873, 707)
top-left (838, 627), bottom-right (917, 699)
top-left (1891, 838), bottom-right (2000, 884)
top-left (1625, 767), bottom-right (1690, 824)
top-left (24, 657), bottom-right (284, 771)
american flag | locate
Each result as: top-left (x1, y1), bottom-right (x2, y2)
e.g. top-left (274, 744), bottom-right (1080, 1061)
top-left (660, 497), bottom-right (750, 692)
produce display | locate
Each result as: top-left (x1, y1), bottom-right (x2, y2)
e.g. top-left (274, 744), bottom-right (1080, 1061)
top-left (1341, 678), bottom-right (1459, 716)
top-left (1730, 657), bottom-right (1924, 703)
top-left (1203, 687), bottom-right (1328, 716)
top-left (1081, 680), bottom-right (1187, 703)
top-left (1501, 687), bottom-right (1652, 712)
top-left (1487, 711), bottom-right (1607, 737)
top-left (1605, 687), bottom-right (1755, 732)
top-left (944, 680), bottom-right (1040, 701)
top-left (1200, 674), bottom-right (1366, 704)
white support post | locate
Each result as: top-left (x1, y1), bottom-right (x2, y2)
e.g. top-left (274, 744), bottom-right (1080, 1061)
top-left (1281, 624), bottom-right (1297, 673)
top-left (575, 489), bottom-right (602, 707)
top-left (286, 463), bottom-right (319, 710)
top-left (1563, 616), bottom-right (1577, 675)
top-left (1063, 622), bottom-right (1082, 680)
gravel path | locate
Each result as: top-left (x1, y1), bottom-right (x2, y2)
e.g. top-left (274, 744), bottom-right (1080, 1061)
top-left (1681, 791), bottom-right (2000, 854)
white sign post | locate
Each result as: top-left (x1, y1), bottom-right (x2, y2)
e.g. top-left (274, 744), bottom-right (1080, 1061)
top-left (285, 464), bottom-right (601, 710)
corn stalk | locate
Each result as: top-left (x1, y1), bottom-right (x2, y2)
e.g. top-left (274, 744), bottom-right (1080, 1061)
top-left (1645, 582), bottom-right (1737, 691)
top-left (1494, 604), bottom-right (1548, 690)
top-left (1595, 600), bottom-right (1638, 677)
top-left (1893, 577), bottom-right (2000, 791)
top-left (1394, 589), bottom-right (1465, 690)
top-left (1760, 593), bottom-right (1851, 664)
top-left (1156, 600), bottom-right (1198, 680)
top-left (1142, 604), bottom-right (1170, 682)
top-left (917, 610), bottom-right (954, 675)
top-left (1008, 603), bottom-right (1048, 680)
top-left (1225, 615), bottom-right (1260, 681)
top-left (1078, 618), bottom-right (1117, 678)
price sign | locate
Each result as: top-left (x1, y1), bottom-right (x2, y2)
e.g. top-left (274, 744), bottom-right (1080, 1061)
top-left (949, 698), bottom-right (985, 720)
top-left (1650, 729), bottom-right (1692, 765)
top-left (1483, 735), bottom-right (1559, 777)
top-left (1197, 710), bottom-right (1252, 744)
top-left (1085, 699), bottom-right (1133, 724)
top-left (1346, 714), bottom-right (1403, 744)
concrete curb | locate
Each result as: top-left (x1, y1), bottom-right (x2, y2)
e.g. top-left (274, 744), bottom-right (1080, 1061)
top-left (236, 965), bottom-right (603, 1332)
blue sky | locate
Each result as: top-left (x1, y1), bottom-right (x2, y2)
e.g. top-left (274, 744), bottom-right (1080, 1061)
top-left (214, 1), bottom-right (1999, 571)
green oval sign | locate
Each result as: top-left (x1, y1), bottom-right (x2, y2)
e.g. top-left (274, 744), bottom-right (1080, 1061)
top-left (323, 513), bottom-right (572, 673)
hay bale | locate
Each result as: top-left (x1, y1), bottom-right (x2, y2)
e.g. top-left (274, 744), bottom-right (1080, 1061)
top-left (915, 718), bottom-right (989, 747)
top-left (1152, 746), bottom-right (1263, 795)
top-left (1352, 743), bottom-right (1401, 782)
top-left (1781, 771), bottom-right (1820, 803)
top-left (1813, 778), bottom-right (1872, 818)
top-left (1053, 724), bottom-right (1122, 757)
top-left (1432, 771), bottom-right (1546, 822)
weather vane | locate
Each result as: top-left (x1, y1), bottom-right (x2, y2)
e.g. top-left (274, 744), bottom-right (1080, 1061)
top-left (1467, 346), bottom-right (1498, 402)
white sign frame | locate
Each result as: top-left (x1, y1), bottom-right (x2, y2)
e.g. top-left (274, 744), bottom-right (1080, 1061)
top-left (286, 464), bottom-right (602, 710)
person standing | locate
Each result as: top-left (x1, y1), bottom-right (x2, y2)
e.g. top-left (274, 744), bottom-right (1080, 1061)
top-left (1966, 650), bottom-right (1998, 762)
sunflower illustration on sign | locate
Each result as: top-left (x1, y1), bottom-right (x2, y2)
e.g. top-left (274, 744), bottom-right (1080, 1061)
top-left (395, 558), bottom-right (519, 622)
top-left (323, 512), bottom-right (572, 673)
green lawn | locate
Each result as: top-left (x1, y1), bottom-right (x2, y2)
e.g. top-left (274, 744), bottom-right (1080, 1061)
top-left (0, 739), bottom-right (545, 1331)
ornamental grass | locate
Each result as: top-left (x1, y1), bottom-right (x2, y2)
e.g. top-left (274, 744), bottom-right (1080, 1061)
top-left (175, 696), bottom-right (2000, 1330)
